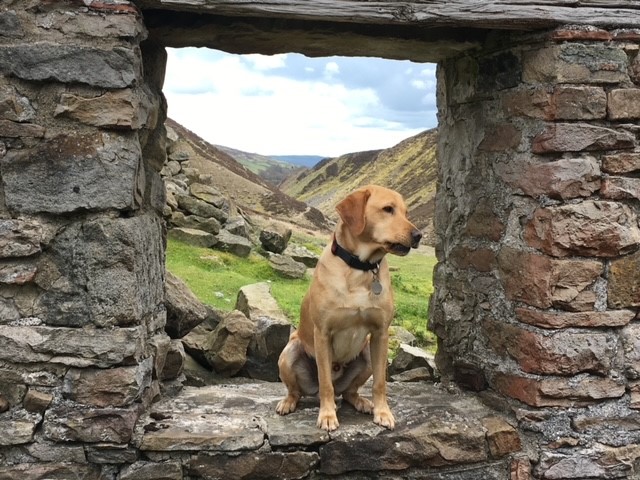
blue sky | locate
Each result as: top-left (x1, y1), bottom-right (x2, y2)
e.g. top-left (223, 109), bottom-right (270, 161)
top-left (163, 48), bottom-right (437, 157)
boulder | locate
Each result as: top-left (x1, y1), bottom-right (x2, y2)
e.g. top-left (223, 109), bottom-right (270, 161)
top-left (183, 353), bottom-right (223, 387)
top-left (388, 344), bottom-right (436, 379)
top-left (176, 194), bottom-right (227, 223)
top-left (181, 310), bottom-right (224, 367)
top-left (190, 183), bottom-right (227, 209)
top-left (283, 244), bottom-right (319, 268)
top-left (268, 253), bottom-right (307, 279)
top-left (259, 223), bottom-right (292, 254)
top-left (160, 340), bottom-right (186, 381)
top-left (169, 211), bottom-right (221, 235)
top-left (216, 230), bottom-right (252, 258)
top-left (225, 216), bottom-right (250, 239)
top-left (204, 310), bottom-right (256, 377)
top-left (164, 271), bottom-right (208, 338)
top-left (168, 227), bottom-right (217, 248)
top-left (390, 367), bottom-right (434, 383)
top-left (236, 283), bottom-right (292, 381)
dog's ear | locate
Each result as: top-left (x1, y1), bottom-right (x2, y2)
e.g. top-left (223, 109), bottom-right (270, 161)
top-left (336, 188), bottom-right (370, 236)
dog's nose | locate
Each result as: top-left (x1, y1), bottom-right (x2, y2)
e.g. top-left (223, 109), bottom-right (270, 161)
top-left (411, 229), bottom-right (422, 248)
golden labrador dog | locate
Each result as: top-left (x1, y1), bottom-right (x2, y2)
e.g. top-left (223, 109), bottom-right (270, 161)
top-left (276, 185), bottom-right (422, 431)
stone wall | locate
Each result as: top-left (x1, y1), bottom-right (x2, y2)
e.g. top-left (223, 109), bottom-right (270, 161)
top-left (431, 26), bottom-right (640, 477)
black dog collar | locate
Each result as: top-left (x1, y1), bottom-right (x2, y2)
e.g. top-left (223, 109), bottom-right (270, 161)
top-left (331, 237), bottom-right (379, 272)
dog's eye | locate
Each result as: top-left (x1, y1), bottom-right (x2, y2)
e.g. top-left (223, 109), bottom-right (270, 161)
top-left (383, 206), bottom-right (394, 214)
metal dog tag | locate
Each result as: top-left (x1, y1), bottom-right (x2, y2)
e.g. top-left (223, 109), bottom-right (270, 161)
top-left (371, 279), bottom-right (383, 295)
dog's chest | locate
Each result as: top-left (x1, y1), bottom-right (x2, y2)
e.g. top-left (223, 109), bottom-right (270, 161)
top-left (331, 324), bottom-right (370, 364)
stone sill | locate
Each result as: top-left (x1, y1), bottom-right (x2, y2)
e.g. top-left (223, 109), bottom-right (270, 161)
top-left (132, 381), bottom-right (523, 479)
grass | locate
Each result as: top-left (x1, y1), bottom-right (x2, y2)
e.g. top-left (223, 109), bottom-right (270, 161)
top-left (166, 237), bottom-right (437, 349)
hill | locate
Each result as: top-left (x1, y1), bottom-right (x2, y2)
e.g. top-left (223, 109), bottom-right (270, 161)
top-left (165, 118), bottom-right (331, 232)
top-left (280, 129), bottom-right (438, 244)
top-left (214, 145), bottom-right (305, 186)
top-left (271, 155), bottom-right (326, 168)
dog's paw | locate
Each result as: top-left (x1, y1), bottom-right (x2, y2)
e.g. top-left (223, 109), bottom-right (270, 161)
top-left (344, 393), bottom-right (374, 414)
top-left (317, 410), bottom-right (339, 431)
top-left (373, 408), bottom-right (395, 430)
top-left (276, 396), bottom-right (298, 415)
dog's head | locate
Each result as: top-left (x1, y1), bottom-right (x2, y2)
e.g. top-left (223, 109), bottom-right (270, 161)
top-left (336, 185), bottom-right (422, 256)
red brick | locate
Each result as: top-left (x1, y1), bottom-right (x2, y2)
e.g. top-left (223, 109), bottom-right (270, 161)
top-left (608, 89), bottom-right (640, 120)
top-left (603, 152), bottom-right (640, 174)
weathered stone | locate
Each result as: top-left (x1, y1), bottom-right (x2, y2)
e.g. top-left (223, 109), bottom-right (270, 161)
top-left (23, 389), bottom-right (53, 413)
top-left (537, 445), bottom-right (640, 480)
top-left (35, 10), bottom-right (144, 39)
top-left (168, 227), bottom-right (217, 248)
top-left (182, 352), bottom-right (223, 387)
top-left (0, 410), bottom-right (40, 445)
top-left (55, 89), bottom-right (154, 130)
top-left (608, 88), bottom-right (640, 120)
top-left (0, 464), bottom-right (102, 480)
top-left (181, 315), bottom-right (223, 366)
top-left (150, 334), bottom-right (171, 380)
top-left (284, 244), bottom-right (319, 267)
top-left (493, 373), bottom-right (625, 407)
top-left (524, 201), bottom-right (640, 258)
top-left (63, 358), bottom-right (153, 407)
top-left (485, 320), bottom-right (616, 376)
top-left (515, 307), bottom-right (635, 329)
top-left (215, 230), bottom-right (252, 258)
top-left (236, 282), bottom-right (292, 381)
top-left (551, 25), bottom-right (613, 41)
top-left (224, 216), bottom-right (250, 238)
top-left (176, 194), bottom-right (227, 222)
top-left (165, 270), bottom-right (208, 338)
top-left (268, 253), bottom-right (307, 279)
top-left (0, 261), bottom-right (37, 284)
top-left (0, 119), bottom-right (45, 137)
top-left (24, 440), bottom-right (87, 463)
top-left (189, 452), bottom-right (319, 480)
top-left (603, 152), bottom-right (640, 174)
top-left (169, 211), bottom-right (221, 235)
top-left (388, 343), bottom-right (436, 378)
top-left (0, 10), bottom-right (23, 38)
top-left (162, 160), bottom-right (182, 177)
top-left (120, 460), bottom-right (183, 480)
top-left (0, 84), bottom-right (35, 121)
top-left (0, 393), bottom-right (8, 413)
top-left (449, 245), bottom-right (496, 272)
top-left (0, 43), bottom-right (141, 88)
top-left (189, 183), bottom-right (227, 209)
top-left (477, 124), bottom-right (521, 152)
top-left (390, 366), bottom-right (435, 383)
top-left (523, 44), bottom-right (629, 85)
top-left (0, 325), bottom-right (145, 367)
top-left (510, 457), bottom-right (532, 480)
top-left (502, 87), bottom-right (551, 119)
top-left (631, 382), bottom-right (640, 410)
top-left (464, 201), bottom-right (505, 241)
top-left (259, 222), bottom-right (292, 254)
top-left (496, 156), bottom-right (600, 200)
top-left (609, 250), bottom-right (640, 308)
top-left (160, 339), bottom-right (186, 381)
top-left (44, 402), bottom-right (140, 443)
top-left (601, 176), bottom-right (640, 201)
top-left (498, 247), bottom-right (603, 310)
top-left (34, 215), bottom-right (164, 328)
top-left (85, 443), bottom-right (138, 464)
top-left (0, 219), bottom-right (44, 258)
top-left (1, 132), bottom-right (142, 214)
top-left (482, 417), bottom-right (521, 458)
top-left (622, 323), bottom-right (640, 380)
top-left (532, 123), bottom-right (635, 154)
top-left (552, 86), bottom-right (607, 120)
top-left (205, 310), bottom-right (256, 376)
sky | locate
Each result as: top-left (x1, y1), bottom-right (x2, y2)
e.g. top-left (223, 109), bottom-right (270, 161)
top-left (163, 48), bottom-right (438, 158)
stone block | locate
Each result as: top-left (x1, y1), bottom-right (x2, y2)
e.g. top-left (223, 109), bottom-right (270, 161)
top-left (168, 227), bottom-right (217, 249)
top-left (631, 382), bottom-right (640, 410)
top-left (601, 176), bottom-right (640, 201)
top-left (477, 124), bottom-right (521, 152)
top-left (0, 219), bottom-right (44, 258)
top-left (160, 340), bottom-right (186, 381)
top-left (23, 389), bottom-right (53, 413)
top-left (62, 358), bottom-right (153, 407)
top-left (268, 253), bottom-right (307, 279)
top-left (552, 86), bottom-right (607, 120)
top-left (189, 183), bottom-right (227, 209)
top-left (55, 89), bottom-right (155, 129)
top-left (0, 84), bottom-right (35, 122)
top-left (0, 42), bottom-right (141, 88)
top-left (34, 215), bottom-right (164, 328)
top-left (169, 212), bottom-right (222, 235)
top-left (44, 402), bottom-right (141, 443)
top-left (608, 88), bottom-right (640, 120)
top-left (523, 44), bottom-right (629, 85)
top-left (0, 119), bottom-right (45, 137)
top-left (0, 410), bottom-right (41, 445)
top-left (485, 320), bottom-right (616, 376)
top-left (0, 464), bottom-right (102, 480)
top-left (215, 230), bottom-right (252, 258)
top-left (0, 325), bottom-right (145, 367)
top-left (498, 247), bottom-right (603, 310)
top-left (0, 10), bottom-right (23, 38)
top-left (463, 201), bottom-right (505, 242)
top-left (176, 194), bottom-right (227, 222)
top-left (493, 373), bottom-right (625, 407)
top-left (449, 245), bottom-right (497, 272)
top-left (85, 443), bottom-right (138, 464)
top-left (0, 261), bottom-right (37, 285)
top-left (165, 270), bottom-right (208, 338)
top-left (1, 132), bottom-right (142, 214)
top-left (537, 445), bottom-right (640, 480)
top-left (259, 222), bottom-right (292, 254)
top-left (388, 343), bottom-right (436, 378)
top-left (205, 310), bottom-right (255, 376)
top-left (482, 417), bottom-right (521, 458)
top-left (524, 201), bottom-right (640, 258)
top-left (622, 323), bottom-right (640, 379)
top-left (603, 152), bottom-right (640, 174)
top-left (496, 155), bottom-right (600, 200)
top-left (189, 452), bottom-right (319, 480)
top-left (515, 307), bottom-right (635, 329)
top-left (609, 251), bottom-right (640, 308)
top-left (35, 9), bottom-right (144, 39)
top-left (502, 87), bottom-right (551, 119)
top-left (120, 461), bottom-right (183, 480)
top-left (532, 123), bottom-right (635, 154)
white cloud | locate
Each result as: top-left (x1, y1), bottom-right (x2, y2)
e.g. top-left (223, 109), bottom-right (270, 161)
top-left (163, 48), bottom-right (437, 157)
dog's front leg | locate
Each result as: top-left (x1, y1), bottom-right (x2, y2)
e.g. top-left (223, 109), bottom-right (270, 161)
top-left (314, 327), bottom-right (339, 431)
top-left (370, 329), bottom-right (395, 429)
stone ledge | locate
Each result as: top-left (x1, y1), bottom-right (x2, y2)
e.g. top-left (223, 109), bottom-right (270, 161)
top-left (133, 382), bottom-right (522, 479)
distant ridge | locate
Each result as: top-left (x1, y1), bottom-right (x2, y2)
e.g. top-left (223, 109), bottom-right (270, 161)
top-left (270, 155), bottom-right (326, 168)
